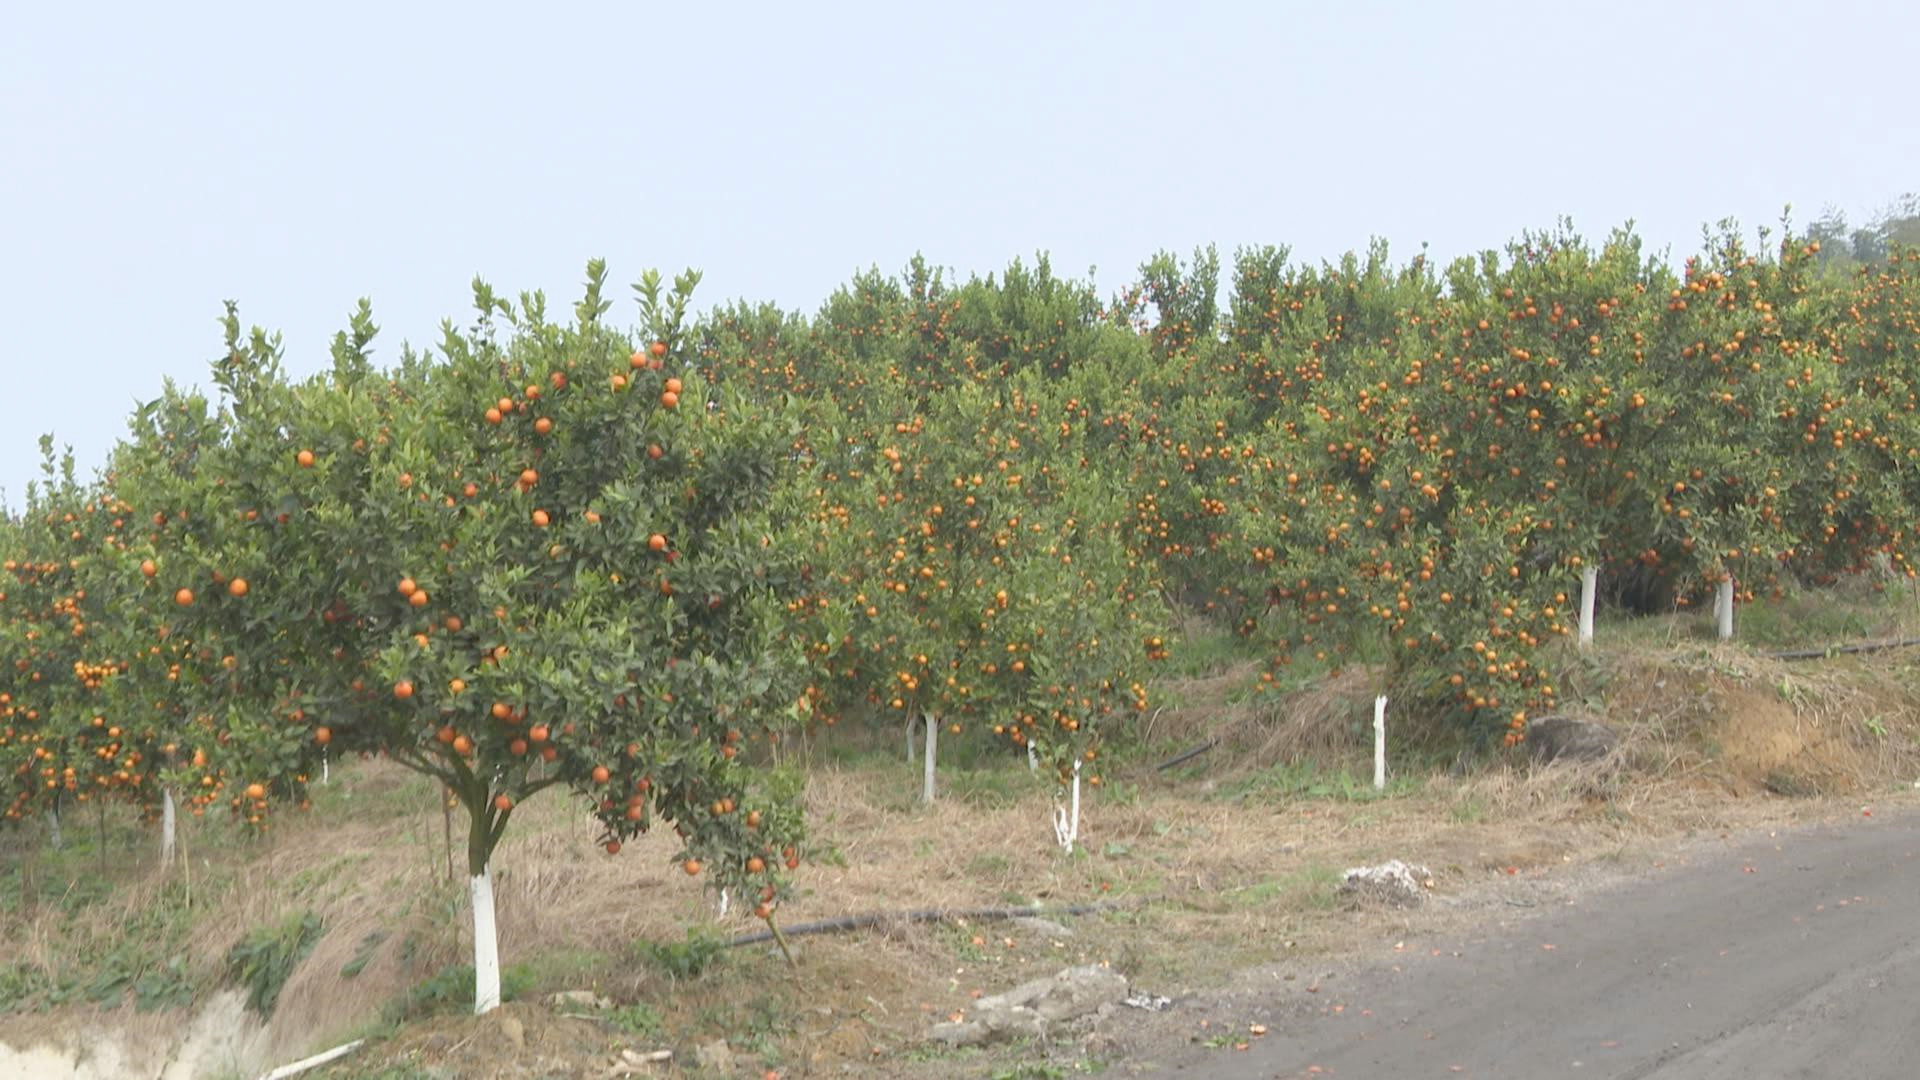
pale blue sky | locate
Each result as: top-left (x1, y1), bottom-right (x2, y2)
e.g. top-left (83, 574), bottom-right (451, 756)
top-left (4, 0), bottom-right (1914, 505)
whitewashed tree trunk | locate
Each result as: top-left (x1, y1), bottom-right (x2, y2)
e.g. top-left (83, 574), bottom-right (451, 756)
top-left (1372, 696), bottom-right (1388, 790)
top-left (1578, 566), bottom-right (1598, 649)
top-left (160, 788), bottom-right (177, 867)
top-left (470, 865), bottom-right (501, 1014)
top-left (1052, 761), bottom-right (1082, 854)
top-left (46, 806), bottom-right (62, 851)
top-left (905, 714), bottom-right (917, 764)
top-left (1716, 576), bottom-right (1735, 641)
top-left (920, 714), bottom-right (938, 804)
top-left (1027, 744), bottom-right (1038, 775)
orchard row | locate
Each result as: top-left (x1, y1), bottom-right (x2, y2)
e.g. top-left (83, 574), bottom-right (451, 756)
top-left (3, 224), bottom-right (1918, 1010)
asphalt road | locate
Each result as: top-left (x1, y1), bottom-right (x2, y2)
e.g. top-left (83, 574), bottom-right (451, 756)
top-left (1149, 814), bottom-right (1920, 1079)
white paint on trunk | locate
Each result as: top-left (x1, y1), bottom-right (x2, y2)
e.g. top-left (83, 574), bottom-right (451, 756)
top-left (920, 714), bottom-right (938, 804)
top-left (1027, 744), bottom-right (1038, 775)
top-left (321, 753), bottom-right (329, 785)
top-left (1716, 576), bottom-right (1735, 641)
top-left (717, 889), bottom-right (730, 918)
top-left (47, 806), bottom-right (62, 850)
top-left (1578, 565), bottom-right (1598, 648)
top-left (1373, 696), bottom-right (1388, 790)
top-left (470, 867), bottom-right (501, 1014)
top-left (1052, 761), bottom-right (1082, 854)
top-left (160, 788), bottom-right (176, 866)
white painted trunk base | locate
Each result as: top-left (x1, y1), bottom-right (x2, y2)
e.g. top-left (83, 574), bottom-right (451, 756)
top-left (161, 788), bottom-right (177, 866)
top-left (1052, 761), bottom-right (1082, 854)
top-left (470, 868), bottom-right (501, 1014)
top-left (1578, 566), bottom-right (1598, 648)
top-left (1716, 577), bottom-right (1735, 641)
top-left (920, 715), bottom-right (938, 804)
top-left (1372, 696), bottom-right (1388, 790)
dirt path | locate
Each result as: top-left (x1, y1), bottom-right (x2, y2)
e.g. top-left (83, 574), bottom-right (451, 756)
top-left (1137, 810), bottom-right (1920, 1078)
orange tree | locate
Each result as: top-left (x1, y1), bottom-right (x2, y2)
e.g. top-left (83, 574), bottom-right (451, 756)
top-left (797, 364), bottom-right (1159, 829)
top-left (106, 369), bottom-right (329, 845)
top-left (145, 263), bottom-right (815, 1013)
top-left (0, 441), bottom-right (213, 853)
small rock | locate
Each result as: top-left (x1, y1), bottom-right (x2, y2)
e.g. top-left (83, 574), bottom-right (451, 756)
top-left (693, 1039), bottom-right (734, 1073)
top-left (1123, 989), bottom-right (1173, 1012)
top-left (1528, 715), bottom-right (1619, 764)
top-left (549, 989), bottom-right (612, 1011)
top-left (926, 1019), bottom-right (992, 1047)
top-left (1340, 860), bottom-right (1432, 907)
top-left (1011, 916), bottom-right (1074, 939)
top-left (925, 965), bottom-right (1128, 1046)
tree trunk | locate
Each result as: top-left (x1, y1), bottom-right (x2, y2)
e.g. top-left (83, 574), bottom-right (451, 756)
top-left (160, 788), bottom-right (177, 868)
top-left (1372, 696), bottom-right (1387, 790)
top-left (1052, 761), bottom-right (1082, 854)
top-left (920, 714), bottom-right (938, 804)
top-left (1716, 576), bottom-right (1735, 641)
top-left (469, 866), bottom-right (501, 1014)
top-left (46, 804), bottom-right (62, 851)
top-left (1578, 565), bottom-right (1598, 649)
top-left (904, 713), bottom-right (917, 764)
top-left (465, 789), bottom-right (506, 1015)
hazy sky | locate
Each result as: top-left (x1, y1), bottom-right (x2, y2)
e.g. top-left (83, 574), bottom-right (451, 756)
top-left (3, 0), bottom-right (1915, 505)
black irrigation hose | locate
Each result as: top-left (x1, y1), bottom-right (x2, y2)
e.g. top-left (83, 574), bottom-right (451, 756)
top-left (1154, 740), bottom-right (1217, 772)
top-left (726, 901), bottom-right (1119, 948)
top-left (1765, 636), bottom-right (1920, 660)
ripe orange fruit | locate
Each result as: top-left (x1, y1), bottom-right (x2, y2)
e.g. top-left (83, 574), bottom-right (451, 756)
top-left (140, 559), bottom-right (157, 578)
top-left (648, 533), bottom-right (667, 552)
top-left (296, 449), bottom-right (315, 468)
top-left (647, 444), bottom-right (664, 460)
top-left (227, 578), bottom-right (249, 598)
top-left (448, 678), bottom-right (466, 694)
top-left (745, 810), bottom-right (762, 828)
top-left (484, 407), bottom-right (503, 425)
top-left (508, 738), bottom-right (528, 756)
top-left (604, 840), bottom-right (622, 855)
top-left (494, 794), bottom-right (513, 811)
top-left (314, 726), bottom-right (331, 746)
top-left (591, 765), bottom-right (610, 784)
top-left (528, 724), bottom-right (549, 743)
top-left (531, 509), bottom-right (550, 528)
top-left (754, 903), bottom-right (772, 920)
top-left (746, 856), bottom-right (766, 874)
top-left (452, 734), bottom-right (473, 755)
top-left (398, 577), bottom-right (417, 597)
top-left (629, 350), bottom-right (648, 370)
top-left (660, 391), bottom-right (679, 409)
top-left (491, 701), bottom-right (512, 720)
top-left (663, 377), bottom-right (683, 395)
top-left (409, 590), bottom-right (430, 608)
top-left (682, 858), bottom-right (701, 876)
top-left (650, 341), bottom-right (668, 358)
top-left (436, 726), bottom-right (456, 744)
top-left (534, 417), bottom-right (552, 435)
top-left (174, 588), bottom-right (195, 607)
top-left (610, 373), bottom-right (629, 391)
top-left (245, 782), bottom-right (266, 800)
